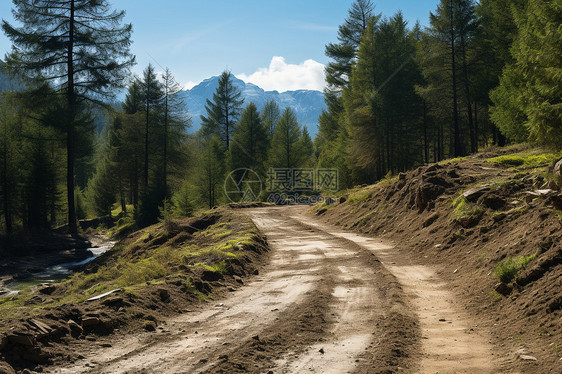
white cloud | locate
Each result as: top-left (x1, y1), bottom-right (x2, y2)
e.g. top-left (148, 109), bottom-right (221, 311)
top-left (237, 56), bottom-right (326, 92)
top-left (183, 80), bottom-right (198, 90)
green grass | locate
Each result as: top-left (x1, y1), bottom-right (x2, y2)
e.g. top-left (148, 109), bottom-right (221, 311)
top-left (439, 156), bottom-right (468, 165)
top-left (347, 190), bottom-right (372, 205)
top-left (452, 196), bottom-right (484, 220)
top-left (486, 150), bottom-right (562, 169)
top-left (494, 254), bottom-right (537, 283)
top-left (356, 212), bottom-right (374, 227)
top-left (0, 210), bottom-right (261, 320)
top-left (489, 290), bottom-right (503, 302)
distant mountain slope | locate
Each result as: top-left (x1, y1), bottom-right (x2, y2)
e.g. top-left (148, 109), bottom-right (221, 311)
top-left (176, 75), bottom-right (326, 137)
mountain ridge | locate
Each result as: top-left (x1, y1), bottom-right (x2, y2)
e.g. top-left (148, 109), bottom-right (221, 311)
top-left (177, 75), bottom-right (326, 137)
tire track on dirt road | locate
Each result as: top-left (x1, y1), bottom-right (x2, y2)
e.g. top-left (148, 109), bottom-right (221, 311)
top-left (292, 206), bottom-right (497, 373)
top-left (50, 207), bottom-right (412, 374)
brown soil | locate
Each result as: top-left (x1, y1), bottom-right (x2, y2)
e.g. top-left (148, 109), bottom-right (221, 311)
top-left (316, 147), bottom-right (562, 373)
top-left (0, 209), bottom-right (268, 374)
top-left (39, 207), bottom-right (418, 374)
top-left (1, 146), bottom-right (560, 373)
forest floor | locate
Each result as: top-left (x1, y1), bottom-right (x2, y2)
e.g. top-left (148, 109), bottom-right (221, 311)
top-left (0, 145), bottom-right (560, 374)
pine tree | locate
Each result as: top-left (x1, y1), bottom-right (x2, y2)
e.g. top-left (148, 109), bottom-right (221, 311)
top-left (2, 0), bottom-right (134, 235)
top-left (161, 68), bottom-right (189, 197)
top-left (418, 0), bottom-right (479, 158)
top-left (260, 99), bottom-right (281, 140)
top-left (200, 71), bottom-right (244, 150)
top-left (491, 0), bottom-right (562, 147)
top-left (139, 64), bottom-right (164, 191)
top-left (197, 135), bottom-right (226, 209)
top-left (318, 0), bottom-right (380, 189)
top-left (298, 127), bottom-right (314, 167)
top-left (86, 156), bottom-right (116, 218)
top-left (230, 103), bottom-right (268, 175)
top-left (268, 108), bottom-right (306, 169)
top-left (325, 0), bottom-right (380, 90)
top-left (171, 182), bottom-right (194, 217)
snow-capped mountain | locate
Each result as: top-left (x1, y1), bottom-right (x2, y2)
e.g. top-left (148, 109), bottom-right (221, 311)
top-left (177, 75), bottom-right (326, 137)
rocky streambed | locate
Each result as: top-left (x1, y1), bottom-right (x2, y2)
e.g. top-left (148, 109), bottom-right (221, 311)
top-left (0, 234), bottom-right (115, 297)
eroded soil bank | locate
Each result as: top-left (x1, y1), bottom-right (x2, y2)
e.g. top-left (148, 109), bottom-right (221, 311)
top-left (315, 146), bottom-right (561, 373)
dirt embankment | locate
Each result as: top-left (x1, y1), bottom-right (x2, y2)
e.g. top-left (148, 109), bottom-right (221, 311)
top-left (316, 146), bottom-right (562, 373)
top-left (0, 208), bottom-right (268, 373)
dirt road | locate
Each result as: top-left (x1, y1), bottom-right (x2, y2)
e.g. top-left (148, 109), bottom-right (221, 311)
top-left (49, 206), bottom-right (496, 373)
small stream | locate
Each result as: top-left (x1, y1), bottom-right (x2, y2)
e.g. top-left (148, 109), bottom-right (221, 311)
top-left (0, 240), bottom-right (115, 296)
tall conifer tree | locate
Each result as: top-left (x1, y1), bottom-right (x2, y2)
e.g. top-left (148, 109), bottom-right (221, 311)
top-left (2, 0), bottom-right (134, 235)
top-left (200, 71), bottom-right (244, 150)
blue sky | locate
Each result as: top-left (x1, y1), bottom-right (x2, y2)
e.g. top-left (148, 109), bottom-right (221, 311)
top-left (0, 0), bottom-right (439, 92)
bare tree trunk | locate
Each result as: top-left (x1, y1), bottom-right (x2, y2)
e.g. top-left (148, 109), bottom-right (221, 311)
top-left (66, 0), bottom-right (78, 236)
top-left (450, 0), bottom-right (461, 157)
top-left (460, 33), bottom-right (476, 153)
top-left (423, 104), bottom-right (429, 164)
top-left (144, 96), bottom-right (150, 191)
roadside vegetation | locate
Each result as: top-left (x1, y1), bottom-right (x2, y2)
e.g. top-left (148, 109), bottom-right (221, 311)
top-left (0, 207), bottom-right (266, 321)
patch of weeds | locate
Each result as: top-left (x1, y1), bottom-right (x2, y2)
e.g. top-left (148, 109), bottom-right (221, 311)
top-left (489, 290), bottom-right (503, 302)
top-left (453, 230), bottom-right (466, 240)
top-left (440, 156), bottom-right (467, 165)
top-left (109, 214), bottom-right (137, 239)
top-left (452, 196), bottom-right (484, 225)
top-left (494, 254), bottom-right (537, 283)
top-left (347, 190), bottom-right (372, 205)
top-left (311, 201), bottom-right (335, 214)
top-left (377, 172), bottom-right (398, 187)
top-left (487, 150), bottom-right (562, 169)
top-left (193, 261), bottom-right (227, 274)
top-left (356, 212), bottom-right (374, 227)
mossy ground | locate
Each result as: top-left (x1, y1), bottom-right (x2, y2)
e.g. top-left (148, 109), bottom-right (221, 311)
top-left (0, 207), bottom-right (267, 324)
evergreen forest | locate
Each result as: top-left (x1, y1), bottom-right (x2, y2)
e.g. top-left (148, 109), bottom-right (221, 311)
top-left (0, 0), bottom-right (560, 238)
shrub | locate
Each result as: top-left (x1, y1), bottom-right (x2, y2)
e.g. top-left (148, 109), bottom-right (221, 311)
top-left (494, 254), bottom-right (536, 283)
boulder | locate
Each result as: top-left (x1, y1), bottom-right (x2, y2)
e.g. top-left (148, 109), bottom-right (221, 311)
top-left (462, 184), bottom-right (492, 202)
top-left (495, 282), bottom-right (512, 296)
top-left (67, 320), bottom-right (83, 339)
top-left (156, 288), bottom-right (170, 303)
top-left (479, 194), bottom-right (506, 210)
top-left (554, 158), bottom-right (562, 186)
top-left (81, 317), bottom-right (102, 328)
top-left (27, 319), bottom-right (54, 339)
top-left (38, 284), bottom-right (56, 295)
top-left (0, 361), bottom-right (16, 374)
top-left (201, 270), bottom-right (223, 282)
top-left (0, 335), bottom-right (6, 351)
top-left (8, 333), bottom-right (36, 347)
